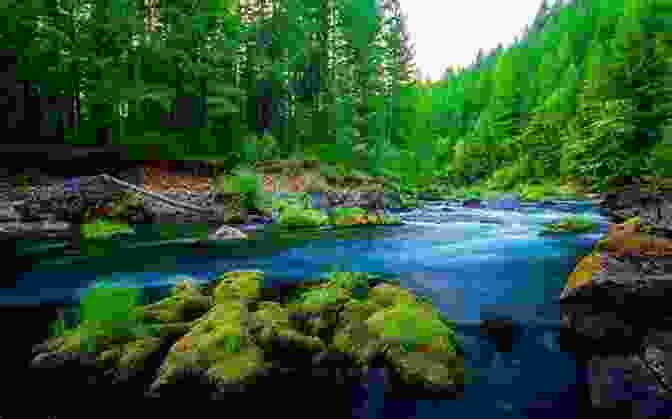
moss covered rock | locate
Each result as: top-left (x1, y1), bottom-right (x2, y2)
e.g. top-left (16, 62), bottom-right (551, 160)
top-left (368, 283), bottom-right (417, 308)
top-left (138, 279), bottom-right (213, 323)
top-left (150, 300), bottom-right (266, 396)
top-left (31, 270), bottom-right (464, 400)
top-left (366, 302), bottom-right (459, 354)
top-left (213, 271), bottom-right (263, 303)
top-left (384, 349), bottom-right (464, 397)
top-left (542, 215), bottom-right (598, 234)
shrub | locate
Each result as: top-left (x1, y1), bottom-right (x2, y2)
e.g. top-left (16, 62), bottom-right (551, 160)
top-left (256, 133), bottom-right (279, 161)
top-left (215, 166), bottom-right (269, 211)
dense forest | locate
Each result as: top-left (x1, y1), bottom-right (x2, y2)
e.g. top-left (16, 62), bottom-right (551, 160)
top-left (1, 0), bottom-right (672, 197)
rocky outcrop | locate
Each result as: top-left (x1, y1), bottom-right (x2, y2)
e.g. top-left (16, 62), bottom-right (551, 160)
top-left (601, 180), bottom-right (672, 235)
top-left (560, 183), bottom-right (672, 414)
top-left (30, 271), bottom-right (464, 401)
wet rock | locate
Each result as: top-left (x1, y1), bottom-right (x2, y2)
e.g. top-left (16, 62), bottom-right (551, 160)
top-left (487, 194), bottom-right (521, 211)
top-left (383, 190), bottom-right (403, 210)
top-left (479, 316), bottom-right (523, 352)
top-left (462, 198), bottom-right (484, 209)
top-left (562, 187), bottom-right (672, 413)
top-left (206, 224), bottom-right (248, 241)
top-left (28, 271), bottom-right (464, 401)
top-left (601, 183), bottom-right (672, 233)
top-left (587, 354), bottom-right (672, 416)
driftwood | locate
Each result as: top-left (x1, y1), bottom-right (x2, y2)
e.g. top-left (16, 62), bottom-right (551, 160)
top-left (99, 174), bottom-right (215, 214)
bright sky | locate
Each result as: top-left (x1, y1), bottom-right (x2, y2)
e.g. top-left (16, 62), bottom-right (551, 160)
top-left (401, 0), bottom-right (543, 81)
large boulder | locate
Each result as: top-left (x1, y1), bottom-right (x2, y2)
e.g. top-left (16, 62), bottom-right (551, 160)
top-left (148, 300), bottom-right (267, 398)
top-left (561, 199), bottom-right (672, 412)
top-left (213, 271), bottom-right (263, 304)
top-left (137, 278), bottom-right (214, 324)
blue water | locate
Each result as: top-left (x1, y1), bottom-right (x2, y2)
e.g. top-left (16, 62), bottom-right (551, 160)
top-left (9, 199), bottom-right (610, 418)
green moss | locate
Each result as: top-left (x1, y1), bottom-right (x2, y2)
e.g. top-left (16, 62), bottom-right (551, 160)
top-left (81, 218), bottom-right (134, 240)
top-left (206, 346), bottom-right (264, 385)
top-left (278, 206), bottom-right (328, 228)
top-left (543, 215), bottom-right (598, 234)
top-left (254, 301), bottom-right (291, 329)
top-left (325, 271), bottom-right (370, 299)
top-left (299, 286), bottom-right (351, 312)
top-left (365, 302), bottom-right (459, 353)
top-left (117, 336), bottom-right (163, 371)
top-left (341, 299), bottom-right (383, 324)
top-left (213, 271), bottom-right (263, 303)
top-left (368, 283), bottom-right (417, 308)
top-left (136, 277), bottom-right (212, 324)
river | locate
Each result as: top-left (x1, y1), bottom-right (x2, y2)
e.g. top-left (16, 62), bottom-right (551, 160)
top-left (6, 198), bottom-right (609, 418)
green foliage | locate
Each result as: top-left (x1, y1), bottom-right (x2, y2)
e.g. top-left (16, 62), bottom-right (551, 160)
top-left (77, 285), bottom-right (149, 352)
top-left (256, 133), bottom-right (279, 161)
top-left (215, 167), bottom-right (269, 211)
top-left (648, 124), bottom-right (672, 178)
top-left (486, 162), bottom-right (524, 190)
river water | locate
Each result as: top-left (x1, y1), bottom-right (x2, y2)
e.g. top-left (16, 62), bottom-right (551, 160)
top-left (7, 199), bottom-right (610, 418)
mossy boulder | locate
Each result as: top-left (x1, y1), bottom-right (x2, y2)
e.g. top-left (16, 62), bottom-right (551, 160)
top-left (325, 271), bottom-right (370, 299)
top-left (368, 283), bottom-right (417, 308)
top-left (277, 206), bottom-right (329, 228)
top-left (291, 286), bottom-right (351, 314)
top-left (542, 215), bottom-right (598, 234)
top-left (96, 336), bottom-right (164, 382)
top-left (138, 279), bottom-right (214, 323)
top-left (30, 270), bottom-right (464, 400)
top-left (33, 326), bottom-right (166, 388)
top-left (365, 302), bottom-right (459, 354)
top-left (149, 300), bottom-right (266, 396)
top-left (213, 271), bottom-right (263, 303)
top-left (384, 349), bottom-right (464, 397)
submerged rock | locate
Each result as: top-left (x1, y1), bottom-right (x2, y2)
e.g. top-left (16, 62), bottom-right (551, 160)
top-left (463, 198), bottom-right (484, 209)
top-left (479, 316), bottom-right (523, 352)
top-left (487, 194), bottom-right (520, 211)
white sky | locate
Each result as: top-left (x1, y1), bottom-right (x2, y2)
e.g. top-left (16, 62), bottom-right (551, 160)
top-left (400, 0), bottom-right (543, 81)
